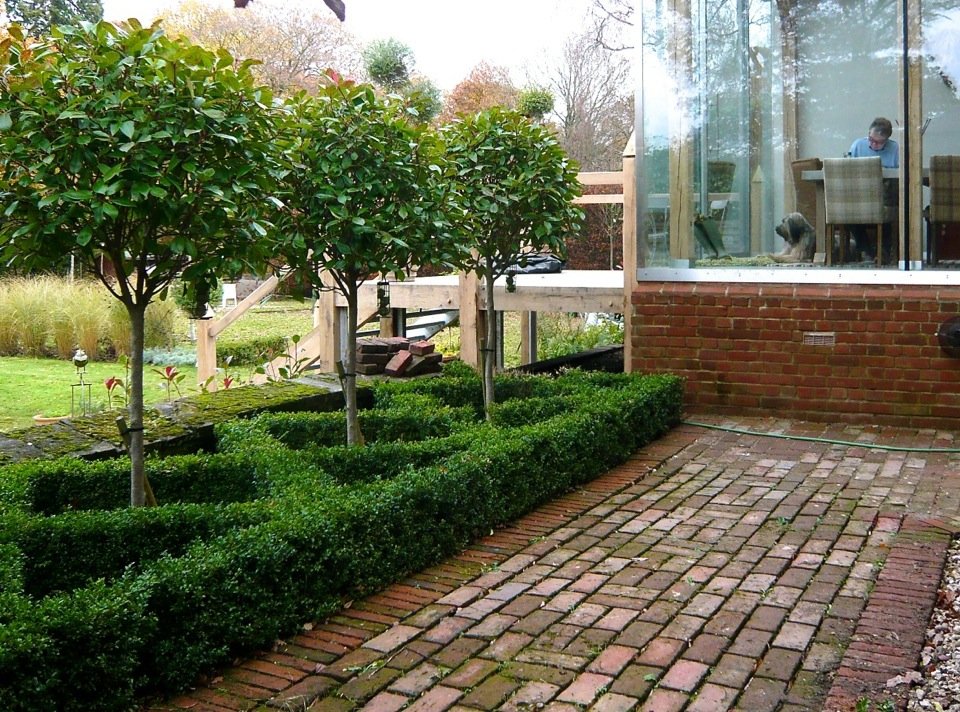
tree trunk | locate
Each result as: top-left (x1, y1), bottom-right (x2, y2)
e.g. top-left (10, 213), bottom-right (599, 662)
top-left (127, 302), bottom-right (147, 507)
top-left (344, 283), bottom-right (363, 446)
top-left (482, 271), bottom-right (497, 421)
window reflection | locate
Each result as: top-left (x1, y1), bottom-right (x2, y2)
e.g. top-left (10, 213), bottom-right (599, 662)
top-left (638, 0), bottom-right (960, 271)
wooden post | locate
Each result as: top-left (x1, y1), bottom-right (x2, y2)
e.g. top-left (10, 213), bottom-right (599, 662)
top-left (750, 166), bottom-right (764, 254)
top-left (192, 274), bottom-right (282, 388)
top-left (194, 318), bottom-right (217, 390)
top-left (667, 0), bottom-right (695, 262)
top-left (377, 272), bottom-right (397, 337)
top-left (778, 0), bottom-right (800, 211)
top-left (519, 311), bottom-right (538, 364)
top-left (458, 268), bottom-right (481, 369)
top-left (900, 0), bottom-right (923, 268)
top-left (313, 271), bottom-right (339, 372)
top-left (622, 133), bottom-right (637, 374)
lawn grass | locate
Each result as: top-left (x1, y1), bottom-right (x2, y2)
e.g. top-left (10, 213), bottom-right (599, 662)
top-left (0, 298), bottom-right (336, 432)
top-left (0, 357), bottom-right (199, 432)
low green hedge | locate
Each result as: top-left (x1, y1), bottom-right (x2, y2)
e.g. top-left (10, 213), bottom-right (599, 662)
top-left (0, 368), bottom-right (683, 711)
top-left (215, 334), bottom-right (288, 367)
top-left (242, 394), bottom-right (476, 450)
top-left (8, 502), bottom-right (273, 599)
top-left (1, 451), bottom-right (268, 515)
top-left (372, 359), bottom-right (484, 412)
top-left (1, 577), bottom-right (155, 710)
top-left (299, 430), bottom-right (485, 485)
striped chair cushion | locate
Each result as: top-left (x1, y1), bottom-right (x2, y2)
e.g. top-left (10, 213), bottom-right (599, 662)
top-left (930, 155), bottom-right (960, 223)
top-left (822, 157), bottom-right (885, 224)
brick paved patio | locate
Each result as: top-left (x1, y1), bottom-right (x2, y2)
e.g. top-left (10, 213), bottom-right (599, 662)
top-left (148, 415), bottom-right (960, 712)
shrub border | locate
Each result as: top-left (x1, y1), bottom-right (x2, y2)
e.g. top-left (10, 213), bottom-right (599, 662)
top-left (0, 370), bottom-right (683, 710)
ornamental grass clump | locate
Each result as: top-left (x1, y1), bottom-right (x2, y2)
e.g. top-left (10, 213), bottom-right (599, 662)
top-left (0, 276), bottom-right (110, 358)
top-left (50, 294), bottom-right (77, 359)
top-left (0, 284), bottom-right (17, 355)
top-left (66, 280), bottom-right (109, 358)
top-left (6, 276), bottom-right (54, 355)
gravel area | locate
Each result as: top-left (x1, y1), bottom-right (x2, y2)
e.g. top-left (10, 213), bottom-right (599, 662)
top-left (908, 536), bottom-right (960, 711)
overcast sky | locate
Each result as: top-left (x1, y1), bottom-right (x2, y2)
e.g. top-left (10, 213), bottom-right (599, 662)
top-left (101, 0), bottom-right (593, 90)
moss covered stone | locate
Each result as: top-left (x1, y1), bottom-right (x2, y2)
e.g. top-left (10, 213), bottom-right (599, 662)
top-left (0, 379), bottom-right (348, 464)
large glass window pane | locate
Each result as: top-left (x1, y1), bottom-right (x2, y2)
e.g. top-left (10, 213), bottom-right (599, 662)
top-left (638, 0), bottom-right (951, 272)
top-left (922, 4), bottom-right (960, 267)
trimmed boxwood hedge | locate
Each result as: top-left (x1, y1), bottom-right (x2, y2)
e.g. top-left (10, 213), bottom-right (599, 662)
top-left (9, 502), bottom-right (274, 599)
top-left (0, 368), bottom-right (683, 711)
top-left (298, 430), bottom-right (484, 485)
top-left (3, 452), bottom-right (266, 516)
top-left (242, 394), bottom-right (476, 451)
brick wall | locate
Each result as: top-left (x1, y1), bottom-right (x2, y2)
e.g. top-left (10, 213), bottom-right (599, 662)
top-left (630, 282), bottom-right (960, 428)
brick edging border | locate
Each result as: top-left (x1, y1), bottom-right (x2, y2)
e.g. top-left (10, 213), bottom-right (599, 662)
top-left (822, 515), bottom-right (955, 712)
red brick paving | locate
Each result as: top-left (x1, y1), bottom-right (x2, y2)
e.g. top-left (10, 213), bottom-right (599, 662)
top-left (145, 417), bottom-right (960, 712)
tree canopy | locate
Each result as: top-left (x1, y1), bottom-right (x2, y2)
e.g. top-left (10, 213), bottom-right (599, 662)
top-left (360, 37), bottom-right (442, 124)
top-left (441, 108), bottom-right (584, 417)
top-left (439, 62), bottom-right (518, 123)
top-left (160, 0), bottom-right (363, 94)
top-left (0, 20), bottom-right (281, 504)
top-left (274, 78), bottom-right (462, 444)
top-left (517, 87), bottom-right (555, 122)
top-left (362, 37), bottom-right (413, 90)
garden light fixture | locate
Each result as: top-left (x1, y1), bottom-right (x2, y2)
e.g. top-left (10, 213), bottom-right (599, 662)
top-left (377, 279), bottom-right (391, 317)
top-left (71, 348), bottom-right (92, 417)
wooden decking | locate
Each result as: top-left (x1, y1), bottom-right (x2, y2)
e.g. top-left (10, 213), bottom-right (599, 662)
top-left (327, 269), bottom-right (625, 371)
top-left (339, 270), bottom-right (624, 315)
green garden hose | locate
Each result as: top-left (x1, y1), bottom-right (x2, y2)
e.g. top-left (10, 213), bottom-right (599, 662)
top-left (682, 419), bottom-right (960, 454)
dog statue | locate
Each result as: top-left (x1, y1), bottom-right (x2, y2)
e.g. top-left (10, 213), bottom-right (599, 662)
top-left (770, 212), bottom-right (816, 263)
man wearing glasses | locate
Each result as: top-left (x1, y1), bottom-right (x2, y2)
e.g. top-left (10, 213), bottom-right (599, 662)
top-left (849, 116), bottom-right (900, 168)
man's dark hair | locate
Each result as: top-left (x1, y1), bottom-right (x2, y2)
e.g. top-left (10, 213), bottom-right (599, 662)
top-left (870, 117), bottom-right (893, 138)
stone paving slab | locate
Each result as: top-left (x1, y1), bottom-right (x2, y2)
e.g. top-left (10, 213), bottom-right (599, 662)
top-left (146, 416), bottom-right (960, 712)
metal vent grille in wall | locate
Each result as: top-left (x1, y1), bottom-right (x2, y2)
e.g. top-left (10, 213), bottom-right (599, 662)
top-left (803, 332), bottom-right (836, 346)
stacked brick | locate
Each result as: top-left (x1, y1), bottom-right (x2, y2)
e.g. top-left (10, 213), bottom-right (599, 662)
top-left (355, 337), bottom-right (443, 377)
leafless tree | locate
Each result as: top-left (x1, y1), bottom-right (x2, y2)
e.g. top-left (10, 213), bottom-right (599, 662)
top-left (163, 0), bottom-right (364, 94)
top-left (589, 0), bottom-right (633, 52)
top-left (546, 30), bottom-right (633, 171)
